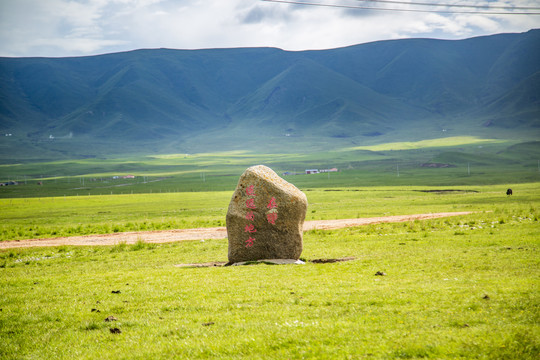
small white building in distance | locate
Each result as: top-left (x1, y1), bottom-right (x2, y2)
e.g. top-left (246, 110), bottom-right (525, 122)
top-left (320, 168), bottom-right (338, 173)
top-left (305, 168), bottom-right (338, 174)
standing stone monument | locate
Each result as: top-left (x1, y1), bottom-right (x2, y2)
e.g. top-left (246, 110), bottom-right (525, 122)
top-left (226, 165), bottom-right (308, 264)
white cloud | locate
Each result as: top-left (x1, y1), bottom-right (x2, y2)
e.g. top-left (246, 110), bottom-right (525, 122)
top-left (0, 0), bottom-right (538, 57)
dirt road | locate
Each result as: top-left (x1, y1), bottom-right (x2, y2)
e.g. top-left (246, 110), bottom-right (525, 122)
top-left (0, 212), bottom-right (472, 249)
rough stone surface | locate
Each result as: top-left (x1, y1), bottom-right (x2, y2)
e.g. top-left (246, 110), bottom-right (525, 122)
top-left (226, 165), bottom-right (308, 263)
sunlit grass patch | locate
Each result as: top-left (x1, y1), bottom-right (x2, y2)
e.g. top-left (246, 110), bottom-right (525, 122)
top-left (347, 136), bottom-right (508, 151)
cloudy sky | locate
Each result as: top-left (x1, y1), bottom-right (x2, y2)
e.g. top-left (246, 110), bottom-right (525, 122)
top-left (0, 0), bottom-right (538, 57)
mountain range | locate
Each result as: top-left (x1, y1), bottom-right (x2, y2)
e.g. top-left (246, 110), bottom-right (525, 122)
top-left (0, 29), bottom-right (539, 159)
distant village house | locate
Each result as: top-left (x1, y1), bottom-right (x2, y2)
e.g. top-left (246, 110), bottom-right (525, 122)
top-left (305, 168), bottom-right (338, 174)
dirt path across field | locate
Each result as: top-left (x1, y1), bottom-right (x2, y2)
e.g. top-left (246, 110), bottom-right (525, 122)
top-left (0, 212), bottom-right (472, 249)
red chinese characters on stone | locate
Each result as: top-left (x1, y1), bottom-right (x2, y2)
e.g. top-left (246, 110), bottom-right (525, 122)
top-left (244, 223), bottom-right (257, 233)
top-left (267, 212), bottom-right (278, 225)
top-left (245, 185), bottom-right (256, 197)
top-left (245, 198), bottom-right (256, 209)
top-left (267, 197), bottom-right (277, 209)
top-left (245, 211), bottom-right (255, 221)
top-left (266, 197), bottom-right (278, 225)
top-left (245, 237), bottom-right (255, 247)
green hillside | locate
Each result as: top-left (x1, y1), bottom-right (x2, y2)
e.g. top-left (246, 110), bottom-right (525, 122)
top-left (0, 30), bottom-right (539, 161)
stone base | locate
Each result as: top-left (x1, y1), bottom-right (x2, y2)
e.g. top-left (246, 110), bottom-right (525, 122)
top-left (229, 259), bottom-right (305, 266)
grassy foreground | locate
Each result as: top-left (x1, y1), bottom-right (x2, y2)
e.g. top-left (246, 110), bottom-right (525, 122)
top-left (1, 186), bottom-right (539, 359)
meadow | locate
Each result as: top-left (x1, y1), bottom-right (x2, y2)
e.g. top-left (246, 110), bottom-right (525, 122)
top-left (0, 183), bottom-right (537, 242)
top-left (1, 137), bottom-right (539, 200)
top-left (1, 142), bottom-right (539, 359)
top-left (0, 189), bottom-right (538, 359)
top-left (1, 137), bottom-right (539, 241)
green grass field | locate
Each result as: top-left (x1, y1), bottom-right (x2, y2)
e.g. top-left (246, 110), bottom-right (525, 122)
top-left (1, 194), bottom-right (538, 359)
top-left (1, 142), bottom-right (539, 359)
top-left (1, 138), bottom-right (539, 199)
top-left (1, 183), bottom-right (538, 242)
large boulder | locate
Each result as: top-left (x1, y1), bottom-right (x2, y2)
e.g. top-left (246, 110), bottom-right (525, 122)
top-left (226, 165), bottom-right (308, 264)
